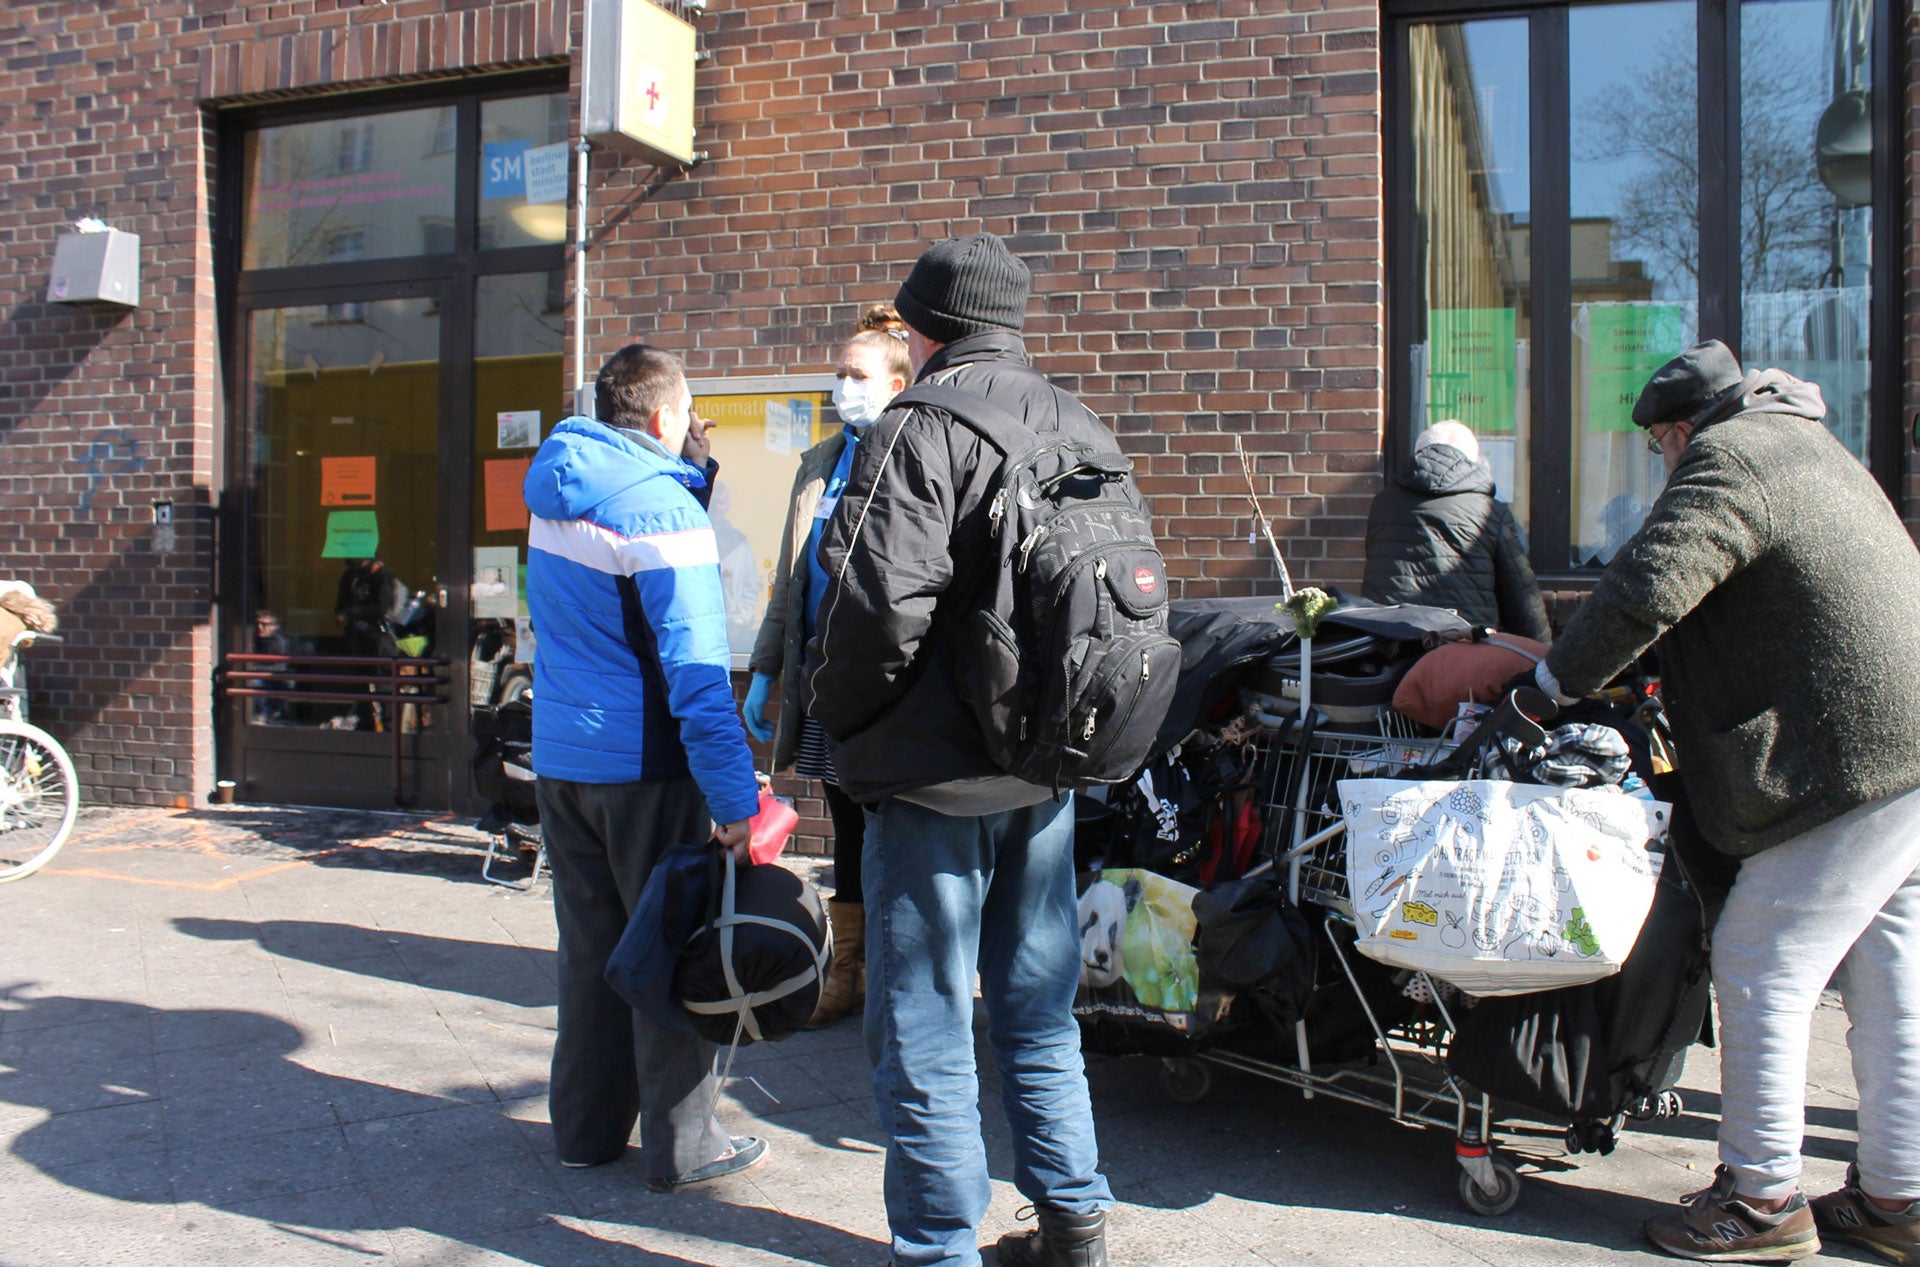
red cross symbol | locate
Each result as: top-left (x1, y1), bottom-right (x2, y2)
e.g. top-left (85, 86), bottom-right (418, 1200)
top-left (645, 82), bottom-right (661, 109)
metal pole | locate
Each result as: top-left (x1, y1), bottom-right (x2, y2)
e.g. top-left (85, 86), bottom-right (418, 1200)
top-left (573, 0), bottom-right (594, 417)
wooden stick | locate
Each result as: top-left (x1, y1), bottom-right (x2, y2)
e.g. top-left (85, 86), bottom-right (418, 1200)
top-left (1233, 433), bottom-right (1295, 599)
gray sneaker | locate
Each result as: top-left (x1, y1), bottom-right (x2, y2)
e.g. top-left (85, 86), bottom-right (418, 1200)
top-left (1810, 1165), bottom-right (1920, 1266)
top-left (1643, 1165), bottom-right (1820, 1263)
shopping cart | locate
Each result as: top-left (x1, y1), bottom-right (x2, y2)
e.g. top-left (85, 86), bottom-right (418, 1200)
top-left (1155, 670), bottom-right (1531, 1215)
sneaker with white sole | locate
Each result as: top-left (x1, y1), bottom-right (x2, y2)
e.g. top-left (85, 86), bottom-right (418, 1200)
top-left (1643, 1165), bottom-right (1820, 1263)
top-left (1810, 1165), bottom-right (1920, 1266)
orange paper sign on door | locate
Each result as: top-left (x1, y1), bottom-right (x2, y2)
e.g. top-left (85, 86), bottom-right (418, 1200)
top-left (484, 457), bottom-right (533, 533)
top-left (321, 456), bottom-right (378, 507)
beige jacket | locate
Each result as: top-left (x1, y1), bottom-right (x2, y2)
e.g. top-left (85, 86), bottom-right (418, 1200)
top-left (747, 431), bottom-right (852, 771)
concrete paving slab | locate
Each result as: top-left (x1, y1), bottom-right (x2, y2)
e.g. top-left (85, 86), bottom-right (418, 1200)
top-left (0, 806), bottom-right (1888, 1266)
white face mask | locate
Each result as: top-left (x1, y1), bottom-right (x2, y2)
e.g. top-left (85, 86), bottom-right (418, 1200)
top-left (832, 376), bottom-right (888, 429)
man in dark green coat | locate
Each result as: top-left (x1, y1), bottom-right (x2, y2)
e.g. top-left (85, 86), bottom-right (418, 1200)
top-left (1536, 341), bottom-right (1920, 1263)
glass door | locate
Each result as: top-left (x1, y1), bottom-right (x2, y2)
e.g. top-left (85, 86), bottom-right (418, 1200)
top-left (225, 284), bottom-right (453, 808)
top-left (463, 271), bottom-right (565, 779)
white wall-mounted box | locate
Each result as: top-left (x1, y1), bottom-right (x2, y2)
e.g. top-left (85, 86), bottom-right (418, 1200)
top-left (47, 228), bottom-right (141, 308)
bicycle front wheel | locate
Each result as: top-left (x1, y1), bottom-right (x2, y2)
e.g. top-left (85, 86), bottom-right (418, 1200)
top-left (0, 721), bottom-right (80, 883)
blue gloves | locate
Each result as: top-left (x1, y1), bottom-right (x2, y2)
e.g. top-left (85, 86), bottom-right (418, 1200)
top-left (742, 672), bottom-right (775, 743)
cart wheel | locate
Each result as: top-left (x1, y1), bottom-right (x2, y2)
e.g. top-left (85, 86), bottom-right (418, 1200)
top-left (1159, 1058), bottom-right (1212, 1105)
top-left (1658, 1090), bottom-right (1684, 1118)
top-left (1459, 1159), bottom-right (1522, 1217)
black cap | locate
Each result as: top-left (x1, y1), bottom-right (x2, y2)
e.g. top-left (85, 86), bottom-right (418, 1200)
top-left (893, 232), bottom-right (1032, 345)
top-left (1632, 339), bottom-right (1748, 429)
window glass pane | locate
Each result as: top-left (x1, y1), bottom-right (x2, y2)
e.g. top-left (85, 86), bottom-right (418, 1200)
top-left (1741, 0), bottom-right (1872, 461)
top-left (468, 273), bottom-right (566, 719)
top-left (1407, 20), bottom-right (1532, 536)
top-left (1568, 1), bottom-right (1700, 565)
top-left (244, 300), bottom-right (441, 728)
top-left (479, 93), bottom-right (572, 250)
top-left (243, 109), bottom-right (457, 270)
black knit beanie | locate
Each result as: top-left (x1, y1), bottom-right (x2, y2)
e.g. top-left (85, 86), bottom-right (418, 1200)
top-left (894, 232), bottom-right (1032, 344)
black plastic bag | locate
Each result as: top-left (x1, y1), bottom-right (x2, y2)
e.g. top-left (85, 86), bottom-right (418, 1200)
top-left (1192, 874), bottom-right (1314, 1028)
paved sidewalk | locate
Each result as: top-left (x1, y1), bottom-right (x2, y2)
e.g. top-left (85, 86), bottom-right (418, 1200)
top-left (0, 806), bottom-right (1872, 1266)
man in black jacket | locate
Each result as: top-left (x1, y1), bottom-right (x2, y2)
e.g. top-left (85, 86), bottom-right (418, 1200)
top-left (1361, 420), bottom-right (1551, 641)
top-left (805, 233), bottom-right (1114, 1267)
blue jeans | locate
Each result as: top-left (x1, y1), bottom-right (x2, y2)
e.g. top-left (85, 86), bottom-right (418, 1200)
top-left (862, 793), bottom-right (1112, 1267)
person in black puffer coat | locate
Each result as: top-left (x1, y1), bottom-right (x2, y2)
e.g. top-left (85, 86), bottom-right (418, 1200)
top-left (1361, 420), bottom-right (1551, 641)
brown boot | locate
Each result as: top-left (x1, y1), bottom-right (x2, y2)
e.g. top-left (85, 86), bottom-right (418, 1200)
top-left (805, 899), bottom-right (865, 1029)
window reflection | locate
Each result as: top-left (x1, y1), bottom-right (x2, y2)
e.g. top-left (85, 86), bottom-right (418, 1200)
top-left (245, 301), bottom-right (441, 729)
top-left (1407, 20), bottom-right (1531, 532)
top-left (1568, 1), bottom-right (1700, 564)
top-left (478, 94), bottom-right (572, 250)
top-left (468, 274), bottom-right (566, 717)
top-left (242, 108), bottom-right (456, 270)
top-left (1742, 0), bottom-right (1873, 460)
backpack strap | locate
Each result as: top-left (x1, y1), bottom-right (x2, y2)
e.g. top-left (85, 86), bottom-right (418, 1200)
top-left (887, 382), bottom-right (1037, 457)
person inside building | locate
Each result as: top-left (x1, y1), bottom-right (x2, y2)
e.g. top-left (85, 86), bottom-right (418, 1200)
top-left (332, 555), bottom-right (406, 730)
top-left (805, 234), bottom-right (1115, 1267)
top-left (1361, 419), bottom-right (1552, 641)
top-left (1533, 340), bottom-right (1920, 1264)
top-left (741, 303), bottom-right (913, 1030)
top-left (249, 609), bottom-right (290, 724)
top-left (521, 342), bottom-right (769, 1192)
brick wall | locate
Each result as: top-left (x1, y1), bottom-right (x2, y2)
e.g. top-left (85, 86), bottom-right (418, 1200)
top-left (5, 0), bottom-right (1910, 820)
top-left (589, 0), bottom-right (1387, 597)
top-left (0, 0), bottom-right (569, 805)
top-left (3, 0), bottom-right (1386, 815)
top-left (592, 0), bottom-right (1388, 851)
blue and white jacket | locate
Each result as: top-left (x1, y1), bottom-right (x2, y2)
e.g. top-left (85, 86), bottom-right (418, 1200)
top-left (522, 416), bottom-right (760, 824)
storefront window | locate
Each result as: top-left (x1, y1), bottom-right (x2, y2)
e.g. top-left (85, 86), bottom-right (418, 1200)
top-left (1741, 0), bottom-right (1874, 461)
top-left (1568, 1), bottom-right (1699, 564)
top-left (1392, 0), bottom-right (1890, 571)
top-left (1406, 19), bottom-right (1531, 532)
top-left (244, 300), bottom-right (442, 727)
top-left (467, 272), bottom-right (566, 717)
top-left (242, 108), bottom-right (456, 270)
top-left (478, 93), bottom-right (572, 250)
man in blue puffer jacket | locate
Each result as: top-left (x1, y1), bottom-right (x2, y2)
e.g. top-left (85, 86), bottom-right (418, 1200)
top-left (523, 342), bottom-right (766, 1191)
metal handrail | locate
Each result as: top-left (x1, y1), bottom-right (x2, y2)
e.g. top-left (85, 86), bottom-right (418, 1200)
top-left (214, 653), bottom-right (453, 806)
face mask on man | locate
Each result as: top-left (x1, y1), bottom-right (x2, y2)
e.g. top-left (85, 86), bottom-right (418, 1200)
top-left (832, 376), bottom-right (888, 429)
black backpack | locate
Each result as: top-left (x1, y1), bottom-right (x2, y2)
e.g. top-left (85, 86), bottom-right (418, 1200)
top-left (472, 695), bottom-right (537, 822)
top-left (889, 381), bottom-right (1181, 789)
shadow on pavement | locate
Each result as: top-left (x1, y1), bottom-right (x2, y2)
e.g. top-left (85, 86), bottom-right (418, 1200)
top-left (172, 918), bottom-right (555, 1009)
top-left (0, 989), bottom-right (887, 1266)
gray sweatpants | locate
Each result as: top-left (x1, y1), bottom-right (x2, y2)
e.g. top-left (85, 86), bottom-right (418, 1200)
top-left (537, 775), bottom-right (732, 1180)
top-left (1713, 782), bottom-right (1920, 1202)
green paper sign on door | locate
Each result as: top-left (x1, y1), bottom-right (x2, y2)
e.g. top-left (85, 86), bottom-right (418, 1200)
top-left (321, 510), bottom-right (380, 559)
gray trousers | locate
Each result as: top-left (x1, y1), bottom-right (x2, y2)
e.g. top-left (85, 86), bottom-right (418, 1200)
top-left (537, 775), bottom-right (731, 1179)
top-left (1714, 781), bottom-right (1920, 1202)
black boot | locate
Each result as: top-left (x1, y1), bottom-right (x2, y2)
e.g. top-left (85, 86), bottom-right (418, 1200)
top-left (994, 1203), bottom-right (1108, 1267)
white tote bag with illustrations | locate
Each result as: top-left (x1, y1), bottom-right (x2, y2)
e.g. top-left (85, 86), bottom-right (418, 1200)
top-left (1337, 778), bottom-right (1670, 997)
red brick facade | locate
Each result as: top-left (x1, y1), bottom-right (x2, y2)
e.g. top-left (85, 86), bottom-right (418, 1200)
top-left (0, 0), bottom-right (1912, 821)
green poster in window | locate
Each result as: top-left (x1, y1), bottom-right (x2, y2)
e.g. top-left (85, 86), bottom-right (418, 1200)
top-left (321, 510), bottom-right (380, 559)
top-left (1427, 308), bottom-right (1516, 433)
top-left (1587, 303), bottom-right (1685, 432)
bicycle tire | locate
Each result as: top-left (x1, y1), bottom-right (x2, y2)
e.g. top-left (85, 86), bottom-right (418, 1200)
top-left (0, 720), bottom-right (80, 883)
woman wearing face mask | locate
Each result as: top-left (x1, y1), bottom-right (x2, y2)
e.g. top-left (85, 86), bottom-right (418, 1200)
top-left (743, 303), bottom-right (911, 1028)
